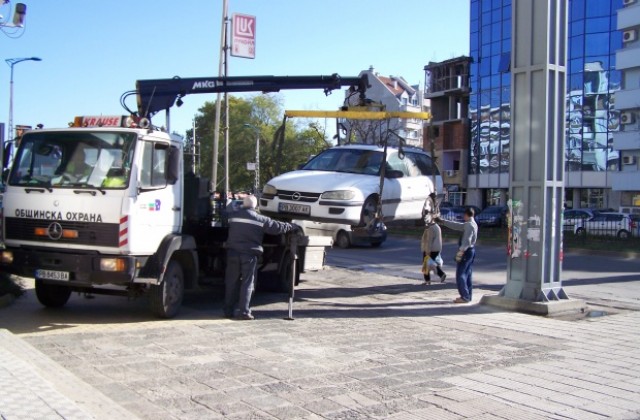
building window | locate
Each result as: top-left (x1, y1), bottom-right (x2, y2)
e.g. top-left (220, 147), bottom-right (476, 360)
top-left (498, 52), bottom-right (511, 73)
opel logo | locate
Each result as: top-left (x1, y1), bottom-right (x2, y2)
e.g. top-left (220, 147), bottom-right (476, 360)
top-left (292, 192), bottom-right (302, 201)
top-left (47, 222), bottom-right (63, 240)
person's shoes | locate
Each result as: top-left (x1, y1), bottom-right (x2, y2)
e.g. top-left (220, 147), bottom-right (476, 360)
top-left (235, 313), bottom-right (255, 321)
top-left (453, 297), bottom-right (469, 304)
top-left (423, 280), bottom-right (431, 286)
top-left (440, 274), bottom-right (447, 283)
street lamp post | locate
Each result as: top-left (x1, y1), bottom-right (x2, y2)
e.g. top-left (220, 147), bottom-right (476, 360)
top-left (244, 124), bottom-right (260, 195)
top-left (6, 57), bottom-right (41, 143)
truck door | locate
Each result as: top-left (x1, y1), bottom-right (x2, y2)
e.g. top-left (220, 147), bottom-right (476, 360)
top-left (130, 140), bottom-right (182, 254)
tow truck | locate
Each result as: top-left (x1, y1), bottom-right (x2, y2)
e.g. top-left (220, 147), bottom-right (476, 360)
top-left (0, 74), bottom-right (370, 318)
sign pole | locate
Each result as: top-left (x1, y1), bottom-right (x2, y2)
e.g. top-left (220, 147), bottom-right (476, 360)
top-left (211, 0), bottom-right (228, 193)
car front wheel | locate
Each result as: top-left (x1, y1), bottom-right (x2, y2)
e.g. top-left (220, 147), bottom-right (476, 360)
top-left (617, 230), bottom-right (630, 239)
top-left (359, 195), bottom-right (379, 227)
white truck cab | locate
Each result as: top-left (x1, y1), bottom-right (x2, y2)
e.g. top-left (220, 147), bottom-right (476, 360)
top-left (0, 116), bottom-right (327, 317)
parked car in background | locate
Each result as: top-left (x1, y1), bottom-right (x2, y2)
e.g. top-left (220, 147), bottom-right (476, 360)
top-left (296, 220), bottom-right (387, 249)
top-left (441, 206), bottom-right (482, 223)
top-left (439, 207), bottom-right (461, 222)
top-left (261, 144), bottom-right (442, 226)
top-left (475, 205), bottom-right (508, 227)
top-left (575, 212), bottom-right (636, 239)
top-left (563, 208), bottom-right (596, 232)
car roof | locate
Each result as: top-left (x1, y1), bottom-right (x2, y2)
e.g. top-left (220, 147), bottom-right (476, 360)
top-left (331, 143), bottom-right (430, 155)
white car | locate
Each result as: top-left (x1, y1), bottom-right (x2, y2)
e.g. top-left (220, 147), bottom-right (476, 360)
top-left (575, 212), bottom-right (636, 239)
top-left (260, 144), bottom-right (442, 226)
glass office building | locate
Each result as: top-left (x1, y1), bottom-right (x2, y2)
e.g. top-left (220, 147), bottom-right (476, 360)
top-left (468, 0), bottom-right (624, 209)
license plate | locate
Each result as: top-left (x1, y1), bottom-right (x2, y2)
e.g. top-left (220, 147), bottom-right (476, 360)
top-left (35, 269), bottom-right (70, 281)
top-left (279, 202), bottom-right (311, 215)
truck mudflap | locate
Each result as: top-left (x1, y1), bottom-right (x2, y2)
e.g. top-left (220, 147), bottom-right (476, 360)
top-left (1, 247), bottom-right (137, 286)
top-left (137, 234), bottom-right (198, 288)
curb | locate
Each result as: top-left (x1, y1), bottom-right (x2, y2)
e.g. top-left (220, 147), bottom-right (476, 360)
top-left (388, 233), bottom-right (640, 259)
top-left (0, 329), bottom-right (140, 420)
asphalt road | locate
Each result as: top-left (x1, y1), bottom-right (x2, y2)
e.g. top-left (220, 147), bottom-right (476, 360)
top-left (327, 236), bottom-right (640, 310)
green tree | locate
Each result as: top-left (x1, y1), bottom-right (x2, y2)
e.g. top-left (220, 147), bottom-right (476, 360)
top-left (185, 94), bottom-right (330, 193)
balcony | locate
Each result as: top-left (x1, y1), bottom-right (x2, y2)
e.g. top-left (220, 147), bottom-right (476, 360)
top-left (618, 4), bottom-right (640, 31)
top-left (616, 47), bottom-right (640, 71)
top-left (613, 131), bottom-right (640, 151)
top-left (612, 170), bottom-right (640, 191)
top-left (615, 88), bottom-right (640, 110)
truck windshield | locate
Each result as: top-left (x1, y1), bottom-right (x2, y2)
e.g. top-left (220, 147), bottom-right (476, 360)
top-left (9, 131), bottom-right (136, 190)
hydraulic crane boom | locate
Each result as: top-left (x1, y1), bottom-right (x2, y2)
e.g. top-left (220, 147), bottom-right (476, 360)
top-left (135, 74), bottom-right (369, 118)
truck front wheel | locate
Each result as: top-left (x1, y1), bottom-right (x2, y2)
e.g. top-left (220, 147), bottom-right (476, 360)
top-left (149, 260), bottom-right (184, 319)
top-left (35, 280), bottom-right (71, 308)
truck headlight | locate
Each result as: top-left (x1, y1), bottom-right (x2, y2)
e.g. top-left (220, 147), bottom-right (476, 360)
top-left (100, 258), bottom-right (127, 272)
top-left (1, 251), bottom-right (13, 264)
top-left (321, 190), bottom-right (355, 200)
top-left (262, 184), bottom-right (277, 198)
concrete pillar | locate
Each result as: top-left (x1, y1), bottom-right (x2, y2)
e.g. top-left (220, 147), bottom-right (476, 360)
top-left (481, 0), bottom-right (584, 315)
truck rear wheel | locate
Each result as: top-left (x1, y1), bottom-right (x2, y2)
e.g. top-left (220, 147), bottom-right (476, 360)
top-left (35, 280), bottom-right (71, 308)
top-left (149, 260), bottom-right (184, 319)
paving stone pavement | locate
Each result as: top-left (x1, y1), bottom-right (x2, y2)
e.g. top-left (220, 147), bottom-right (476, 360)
top-left (3, 266), bottom-right (640, 419)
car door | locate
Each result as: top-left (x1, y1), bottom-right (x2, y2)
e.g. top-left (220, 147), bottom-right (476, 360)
top-left (382, 152), bottom-right (407, 219)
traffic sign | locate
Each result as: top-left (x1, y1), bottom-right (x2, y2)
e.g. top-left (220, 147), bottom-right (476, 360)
top-left (231, 13), bottom-right (256, 59)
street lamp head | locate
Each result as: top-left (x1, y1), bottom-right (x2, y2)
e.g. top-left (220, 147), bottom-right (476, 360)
top-left (5, 56), bottom-right (43, 67)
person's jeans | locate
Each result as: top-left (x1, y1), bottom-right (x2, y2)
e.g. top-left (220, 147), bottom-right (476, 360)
top-left (455, 247), bottom-right (476, 302)
top-left (224, 253), bottom-right (258, 316)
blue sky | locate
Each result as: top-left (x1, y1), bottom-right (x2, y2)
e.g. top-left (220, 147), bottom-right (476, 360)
top-left (0, 0), bottom-right (469, 138)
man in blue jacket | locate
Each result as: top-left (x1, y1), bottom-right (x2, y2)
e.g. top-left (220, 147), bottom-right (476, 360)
top-left (224, 195), bottom-right (297, 320)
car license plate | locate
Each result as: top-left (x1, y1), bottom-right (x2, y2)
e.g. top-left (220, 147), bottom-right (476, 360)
top-left (279, 202), bottom-right (311, 215)
top-left (35, 269), bottom-right (70, 281)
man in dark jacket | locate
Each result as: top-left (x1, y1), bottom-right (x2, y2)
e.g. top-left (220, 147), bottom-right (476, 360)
top-left (224, 195), bottom-right (296, 320)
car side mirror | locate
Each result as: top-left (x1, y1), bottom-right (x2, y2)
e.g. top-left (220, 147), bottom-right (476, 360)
top-left (297, 163), bottom-right (305, 170)
top-left (386, 170), bottom-right (404, 179)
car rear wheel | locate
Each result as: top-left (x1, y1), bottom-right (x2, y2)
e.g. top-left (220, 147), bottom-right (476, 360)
top-left (575, 227), bottom-right (586, 236)
top-left (617, 230), bottom-right (630, 239)
top-left (335, 231), bottom-right (351, 249)
top-left (35, 280), bottom-right (71, 308)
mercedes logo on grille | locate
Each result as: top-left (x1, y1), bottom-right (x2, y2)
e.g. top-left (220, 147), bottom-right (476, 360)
top-left (47, 222), bottom-right (63, 240)
top-left (292, 192), bottom-right (302, 201)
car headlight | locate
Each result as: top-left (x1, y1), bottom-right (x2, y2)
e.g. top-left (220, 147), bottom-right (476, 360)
top-left (262, 184), bottom-right (277, 197)
top-left (321, 190), bottom-right (355, 200)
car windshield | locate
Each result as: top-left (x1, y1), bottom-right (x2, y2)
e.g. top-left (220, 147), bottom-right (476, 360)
top-left (301, 148), bottom-right (384, 175)
top-left (301, 148), bottom-right (439, 177)
top-left (9, 131), bottom-right (136, 190)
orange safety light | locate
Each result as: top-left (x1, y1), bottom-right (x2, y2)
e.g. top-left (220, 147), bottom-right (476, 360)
top-left (62, 229), bottom-right (79, 239)
top-left (34, 227), bottom-right (47, 236)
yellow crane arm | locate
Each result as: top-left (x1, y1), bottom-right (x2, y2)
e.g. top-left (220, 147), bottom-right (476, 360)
top-left (284, 110), bottom-right (432, 120)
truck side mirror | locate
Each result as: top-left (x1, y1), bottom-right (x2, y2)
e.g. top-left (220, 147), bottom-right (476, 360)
top-left (3, 143), bottom-right (12, 171)
top-left (166, 146), bottom-right (180, 185)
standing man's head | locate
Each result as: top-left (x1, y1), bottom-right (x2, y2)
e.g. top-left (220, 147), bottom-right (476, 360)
top-left (243, 195), bottom-right (258, 209)
top-left (464, 207), bottom-right (475, 222)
